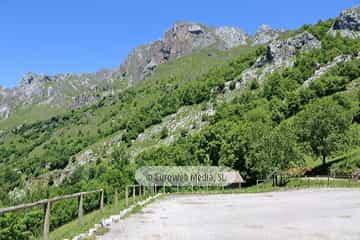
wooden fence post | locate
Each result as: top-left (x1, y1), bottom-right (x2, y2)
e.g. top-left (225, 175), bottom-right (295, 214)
top-left (177, 183), bottom-right (179, 193)
top-left (133, 185), bottom-right (136, 203)
top-left (78, 194), bottom-right (84, 226)
top-left (191, 184), bottom-right (194, 193)
top-left (43, 201), bottom-right (51, 240)
top-left (163, 183), bottom-right (166, 194)
top-left (154, 184), bottom-right (157, 194)
top-left (114, 189), bottom-right (118, 209)
top-left (100, 190), bottom-right (104, 210)
top-left (125, 186), bottom-right (129, 207)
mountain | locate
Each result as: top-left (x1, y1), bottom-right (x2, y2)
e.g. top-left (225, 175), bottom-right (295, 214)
top-left (1, 5), bottom-right (360, 125)
top-left (120, 22), bottom-right (250, 85)
top-left (0, 22), bottom-right (283, 125)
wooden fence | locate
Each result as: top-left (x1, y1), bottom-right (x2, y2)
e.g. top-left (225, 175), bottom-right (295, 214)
top-left (0, 185), bottom-right (159, 240)
top-left (0, 189), bottom-right (104, 240)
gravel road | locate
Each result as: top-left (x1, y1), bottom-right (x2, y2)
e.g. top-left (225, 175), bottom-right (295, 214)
top-left (98, 189), bottom-right (360, 240)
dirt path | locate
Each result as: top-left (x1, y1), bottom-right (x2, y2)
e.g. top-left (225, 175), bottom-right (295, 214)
top-left (98, 189), bottom-right (360, 240)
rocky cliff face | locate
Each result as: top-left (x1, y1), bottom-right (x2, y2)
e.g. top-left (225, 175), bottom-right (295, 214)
top-left (266, 31), bottom-right (322, 65)
top-left (329, 5), bottom-right (360, 38)
top-left (120, 22), bottom-right (249, 85)
top-left (238, 31), bottom-right (321, 87)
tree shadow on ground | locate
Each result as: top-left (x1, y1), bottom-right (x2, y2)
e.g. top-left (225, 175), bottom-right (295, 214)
top-left (306, 157), bottom-right (346, 176)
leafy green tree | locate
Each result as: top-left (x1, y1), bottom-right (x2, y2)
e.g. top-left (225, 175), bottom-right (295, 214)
top-left (248, 123), bottom-right (303, 178)
top-left (295, 98), bottom-right (352, 165)
top-left (310, 76), bottom-right (349, 97)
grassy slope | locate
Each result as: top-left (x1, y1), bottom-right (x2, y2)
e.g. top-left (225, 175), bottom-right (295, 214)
top-left (329, 148), bottom-right (360, 174)
top-left (0, 105), bottom-right (66, 130)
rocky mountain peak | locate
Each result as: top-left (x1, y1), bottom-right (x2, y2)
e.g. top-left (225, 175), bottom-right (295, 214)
top-left (20, 72), bottom-right (53, 86)
top-left (162, 21), bottom-right (216, 59)
top-left (120, 21), bottom-right (249, 85)
top-left (329, 5), bottom-right (360, 38)
top-left (21, 72), bottom-right (38, 85)
top-left (339, 5), bottom-right (360, 21)
top-left (252, 24), bottom-right (285, 46)
top-left (170, 21), bottom-right (204, 34)
top-left (257, 24), bottom-right (273, 33)
top-left (214, 26), bottom-right (248, 49)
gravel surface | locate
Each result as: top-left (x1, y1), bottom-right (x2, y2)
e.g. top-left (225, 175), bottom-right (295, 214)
top-left (98, 189), bottom-right (360, 240)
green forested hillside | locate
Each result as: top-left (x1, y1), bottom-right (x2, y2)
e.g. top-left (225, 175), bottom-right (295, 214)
top-left (0, 19), bottom-right (360, 239)
top-left (0, 45), bottom-right (262, 202)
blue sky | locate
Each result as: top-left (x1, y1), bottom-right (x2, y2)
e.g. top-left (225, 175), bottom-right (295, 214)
top-left (0, 0), bottom-right (358, 88)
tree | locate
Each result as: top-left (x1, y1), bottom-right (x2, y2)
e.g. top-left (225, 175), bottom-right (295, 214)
top-left (111, 143), bottom-right (130, 169)
top-left (247, 123), bottom-right (303, 179)
top-left (310, 76), bottom-right (349, 97)
top-left (295, 98), bottom-right (352, 165)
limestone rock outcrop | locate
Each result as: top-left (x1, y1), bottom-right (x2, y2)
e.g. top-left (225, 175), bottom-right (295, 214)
top-left (237, 32), bottom-right (321, 88)
top-left (329, 5), bottom-right (360, 38)
top-left (303, 55), bottom-right (353, 87)
top-left (266, 31), bottom-right (322, 66)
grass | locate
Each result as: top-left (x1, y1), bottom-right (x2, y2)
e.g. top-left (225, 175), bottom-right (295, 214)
top-left (330, 148), bottom-right (360, 175)
top-left (0, 104), bottom-right (66, 130)
top-left (94, 227), bottom-right (109, 236)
